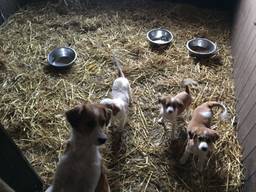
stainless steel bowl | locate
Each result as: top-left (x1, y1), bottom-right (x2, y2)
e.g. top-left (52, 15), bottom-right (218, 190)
top-left (47, 47), bottom-right (77, 68)
top-left (186, 38), bottom-right (217, 58)
top-left (147, 28), bottom-right (173, 48)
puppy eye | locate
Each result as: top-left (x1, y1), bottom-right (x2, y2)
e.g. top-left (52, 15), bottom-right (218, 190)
top-left (198, 137), bottom-right (204, 142)
top-left (86, 120), bottom-right (96, 128)
top-left (99, 120), bottom-right (105, 127)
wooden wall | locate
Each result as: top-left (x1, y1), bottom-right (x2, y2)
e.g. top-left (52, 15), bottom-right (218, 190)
top-left (232, 0), bottom-right (256, 191)
top-left (0, 0), bottom-right (19, 23)
top-left (0, 0), bottom-right (43, 24)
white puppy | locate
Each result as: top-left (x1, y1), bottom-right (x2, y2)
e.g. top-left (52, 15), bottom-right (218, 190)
top-left (100, 55), bottom-right (132, 129)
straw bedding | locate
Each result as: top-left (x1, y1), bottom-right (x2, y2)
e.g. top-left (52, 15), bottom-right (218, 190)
top-left (0, 0), bottom-right (243, 191)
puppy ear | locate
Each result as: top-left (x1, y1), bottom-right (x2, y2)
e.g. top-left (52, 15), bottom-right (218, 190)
top-left (188, 131), bottom-right (194, 139)
top-left (158, 96), bottom-right (166, 105)
top-left (104, 103), bottom-right (120, 116)
top-left (65, 105), bottom-right (84, 128)
top-left (176, 100), bottom-right (184, 109)
top-left (208, 129), bottom-right (219, 142)
top-left (105, 108), bottom-right (112, 121)
top-left (111, 104), bottom-right (120, 116)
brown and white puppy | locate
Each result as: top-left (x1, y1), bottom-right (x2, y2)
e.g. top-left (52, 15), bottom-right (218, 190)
top-left (100, 55), bottom-right (132, 129)
top-left (180, 101), bottom-right (228, 171)
top-left (158, 85), bottom-right (192, 135)
top-left (46, 103), bottom-right (111, 192)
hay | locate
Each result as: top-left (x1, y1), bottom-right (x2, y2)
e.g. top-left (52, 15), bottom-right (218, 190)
top-left (0, 1), bottom-right (243, 191)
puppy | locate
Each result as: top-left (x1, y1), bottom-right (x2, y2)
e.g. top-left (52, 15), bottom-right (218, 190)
top-left (158, 85), bottom-right (192, 136)
top-left (180, 101), bottom-right (228, 171)
top-left (100, 55), bottom-right (132, 129)
top-left (46, 103), bottom-right (111, 192)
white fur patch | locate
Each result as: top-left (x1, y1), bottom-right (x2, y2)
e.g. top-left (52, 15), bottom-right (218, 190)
top-left (100, 98), bottom-right (113, 105)
top-left (219, 103), bottom-right (229, 121)
top-left (94, 149), bottom-right (101, 166)
top-left (200, 111), bottom-right (212, 118)
top-left (166, 106), bottom-right (174, 113)
top-left (198, 141), bottom-right (208, 151)
top-left (45, 186), bottom-right (53, 192)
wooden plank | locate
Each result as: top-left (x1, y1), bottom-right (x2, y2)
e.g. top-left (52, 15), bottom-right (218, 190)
top-left (235, 19), bottom-right (256, 90)
top-left (241, 124), bottom-right (256, 159)
top-left (244, 172), bottom-right (256, 192)
top-left (233, 0), bottom-right (256, 191)
top-left (237, 89), bottom-right (256, 130)
top-left (236, 51), bottom-right (256, 111)
top-left (234, 18), bottom-right (256, 81)
top-left (243, 146), bottom-right (256, 179)
top-left (233, 1), bottom-right (256, 71)
top-left (233, 1), bottom-right (256, 75)
top-left (238, 104), bottom-right (256, 143)
top-left (234, 42), bottom-right (256, 97)
top-left (232, 0), bottom-right (252, 50)
top-left (235, 30), bottom-right (256, 79)
top-left (0, 0), bottom-right (19, 19)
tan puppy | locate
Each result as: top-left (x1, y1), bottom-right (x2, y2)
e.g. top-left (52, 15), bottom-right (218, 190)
top-left (158, 85), bottom-right (192, 136)
top-left (46, 103), bottom-right (111, 192)
top-left (180, 101), bottom-right (228, 171)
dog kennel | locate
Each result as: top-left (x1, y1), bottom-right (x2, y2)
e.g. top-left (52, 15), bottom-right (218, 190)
top-left (0, 0), bottom-right (254, 191)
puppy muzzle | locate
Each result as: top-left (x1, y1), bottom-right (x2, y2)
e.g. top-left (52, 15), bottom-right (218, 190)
top-left (198, 141), bottom-right (208, 152)
top-left (166, 106), bottom-right (174, 113)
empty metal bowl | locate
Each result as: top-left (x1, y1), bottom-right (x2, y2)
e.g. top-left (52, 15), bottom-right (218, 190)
top-left (186, 38), bottom-right (217, 58)
top-left (47, 47), bottom-right (77, 68)
top-left (147, 28), bottom-right (173, 48)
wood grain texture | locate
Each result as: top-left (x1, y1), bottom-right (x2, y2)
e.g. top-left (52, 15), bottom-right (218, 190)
top-left (233, 0), bottom-right (256, 189)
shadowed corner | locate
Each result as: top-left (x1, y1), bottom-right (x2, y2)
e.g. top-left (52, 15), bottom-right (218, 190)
top-left (149, 43), bottom-right (171, 54)
top-left (192, 55), bottom-right (224, 67)
top-left (0, 58), bottom-right (7, 71)
top-left (43, 64), bottom-right (73, 76)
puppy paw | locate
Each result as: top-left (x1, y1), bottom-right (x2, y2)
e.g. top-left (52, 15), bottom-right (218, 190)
top-left (198, 166), bottom-right (204, 172)
top-left (157, 118), bottom-right (164, 124)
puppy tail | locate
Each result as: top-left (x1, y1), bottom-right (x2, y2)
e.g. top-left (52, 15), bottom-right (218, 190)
top-left (181, 78), bottom-right (198, 94)
top-left (207, 101), bottom-right (229, 121)
top-left (112, 54), bottom-right (125, 78)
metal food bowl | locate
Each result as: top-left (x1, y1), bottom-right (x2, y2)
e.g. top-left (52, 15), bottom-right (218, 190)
top-left (186, 38), bottom-right (217, 58)
top-left (47, 47), bottom-right (77, 68)
top-left (147, 28), bottom-right (173, 49)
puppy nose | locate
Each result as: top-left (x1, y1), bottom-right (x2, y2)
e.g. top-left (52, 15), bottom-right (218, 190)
top-left (166, 107), bottom-right (174, 113)
top-left (98, 137), bottom-right (107, 145)
top-left (201, 146), bottom-right (208, 152)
